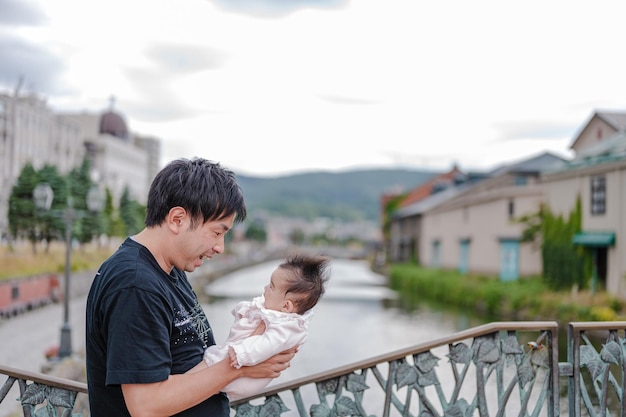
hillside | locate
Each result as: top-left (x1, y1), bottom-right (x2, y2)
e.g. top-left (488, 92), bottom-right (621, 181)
top-left (235, 168), bottom-right (439, 222)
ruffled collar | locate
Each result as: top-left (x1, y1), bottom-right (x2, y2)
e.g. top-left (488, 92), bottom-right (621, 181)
top-left (245, 294), bottom-right (314, 324)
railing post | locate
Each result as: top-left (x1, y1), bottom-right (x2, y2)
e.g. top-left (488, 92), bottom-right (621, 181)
top-left (548, 325), bottom-right (561, 417)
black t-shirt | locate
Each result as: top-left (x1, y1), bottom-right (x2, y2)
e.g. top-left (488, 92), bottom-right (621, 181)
top-left (86, 237), bottom-right (229, 416)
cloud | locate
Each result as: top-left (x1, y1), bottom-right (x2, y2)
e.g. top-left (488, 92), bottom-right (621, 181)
top-left (318, 94), bottom-right (381, 105)
top-left (0, 0), bottom-right (46, 26)
top-left (117, 44), bottom-right (230, 122)
top-left (144, 43), bottom-right (228, 74)
top-left (492, 119), bottom-right (578, 143)
top-left (120, 67), bottom-right (200, 122)
top-left (0, 34), bottom-right (66, 94)
top-left (208, 0), bottom-right (349, 17)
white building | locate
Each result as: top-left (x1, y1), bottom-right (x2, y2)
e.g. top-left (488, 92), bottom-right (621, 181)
top-left (0, 90), bottom-right (160, 238)
top-left (61, 109), bottom-right (159, 205)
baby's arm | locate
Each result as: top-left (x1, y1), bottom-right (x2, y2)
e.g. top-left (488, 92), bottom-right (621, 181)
top-left (187, 301), bottom-right (262, 374)
top-left (230, 320), bottom-right (307, 368)
top-left (188, 320), bottom-right (273, 372)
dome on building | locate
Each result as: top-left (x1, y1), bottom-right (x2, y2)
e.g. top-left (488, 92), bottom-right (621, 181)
top-left (99, 110), bottom-right (129, 140)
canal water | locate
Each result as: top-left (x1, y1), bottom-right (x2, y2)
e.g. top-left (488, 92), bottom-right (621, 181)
top-left (202, 258), bottom-right (485, 387)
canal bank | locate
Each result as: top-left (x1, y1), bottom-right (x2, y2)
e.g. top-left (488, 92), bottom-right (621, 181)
top-left (388, 263), bottom-right (624, 323)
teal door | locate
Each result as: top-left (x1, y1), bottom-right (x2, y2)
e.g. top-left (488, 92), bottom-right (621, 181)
top-left (459, 240), bottom-right (469, 275)
top-left (431, 240), bottom-right (441, 268)
top-left (499, 240), bottom-right (519, 281)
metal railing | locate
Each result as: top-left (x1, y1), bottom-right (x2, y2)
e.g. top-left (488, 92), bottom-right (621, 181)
top-left (232, 321), bottom-right (561, 417)
top-left (564, 322), bottom-right (626, 417)
top-left (2, 321), bottom-right (626, 417)
top-left (0, 364), bottom-right (88, 417)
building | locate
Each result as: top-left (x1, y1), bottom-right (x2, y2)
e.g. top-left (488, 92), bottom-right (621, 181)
top-left (387, 109), bottom-right (626, 298)
top-left (542, 111), bottom-right (626, 297)
top-left (387, 165), bottom-right (474, 263)
top-left (0, 92), bottom-right (85, 237)
top-left (61, 107), bottom-right (160, 205)
top-left (0, 90), bottom-right (160, 238)
top-left (568, 111), bottom-right (626, 154)
top-left (419, 153), bottom-right (566, 280)
top-left (388, 152), bottom-right (566, 280)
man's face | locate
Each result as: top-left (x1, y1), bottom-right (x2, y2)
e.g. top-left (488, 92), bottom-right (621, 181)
top-left (177, 213), bottom-right (235, 272)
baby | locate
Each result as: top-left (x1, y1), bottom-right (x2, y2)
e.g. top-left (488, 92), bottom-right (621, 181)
top-left (189, 254), bottom-right (330, 401)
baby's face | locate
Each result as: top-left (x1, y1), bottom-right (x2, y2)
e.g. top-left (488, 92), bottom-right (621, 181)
top-left (263, 268), bottom-right (291, 312)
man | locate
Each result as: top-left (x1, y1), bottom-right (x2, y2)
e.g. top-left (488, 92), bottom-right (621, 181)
top-left (86, 158), bottom-right (295, 417)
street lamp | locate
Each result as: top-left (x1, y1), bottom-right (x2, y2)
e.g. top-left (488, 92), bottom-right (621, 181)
top-left (33, 182), bottom-right (105, 359)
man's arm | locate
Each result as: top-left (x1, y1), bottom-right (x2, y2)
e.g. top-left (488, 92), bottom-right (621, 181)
top-left (122, 348), bottom-right (296, 417)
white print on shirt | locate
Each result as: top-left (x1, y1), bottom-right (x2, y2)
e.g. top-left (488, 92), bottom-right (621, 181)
top-left (190, 301), bottom-right (213, 349)
top-left (172, 302), bottom-right (212, 349)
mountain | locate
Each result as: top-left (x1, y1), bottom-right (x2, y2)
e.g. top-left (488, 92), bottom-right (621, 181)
top-left (235, 168), bottom-right (439, 222)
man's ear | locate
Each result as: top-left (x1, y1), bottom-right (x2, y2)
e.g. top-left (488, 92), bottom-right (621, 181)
top-left (282, 299), bottom-right (296, 313)
top-left (167, 207), bottom-right (187, 233)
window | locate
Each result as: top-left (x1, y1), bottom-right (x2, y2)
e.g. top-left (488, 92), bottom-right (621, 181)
top-left (591, 176), bottom-right (606, 215)
top-left (513, 176), bottom-right (528, 186)
top-left (508, 199), bottom-right (514, 219)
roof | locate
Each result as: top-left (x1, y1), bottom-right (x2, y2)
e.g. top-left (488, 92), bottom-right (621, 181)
top-left (575, 131), bottom-right (626, 159)
top-left (554, 131), bottom-right (626, 171)
top-left (100, 110), bottom-right (129, 140)
top-left (569, 111), bottom-right (626, 151)
top-left (596, 112), bottom-right (626, 132)
top-left (489, 152), bottom-right (568, 176)
top-left (391, 184), bottom-right (471, 220)
top-left (399, 165), bottom-right (464, 208)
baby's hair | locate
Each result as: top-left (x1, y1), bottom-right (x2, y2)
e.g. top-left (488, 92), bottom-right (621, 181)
top-left (279, 254), bottom-right (330, 314)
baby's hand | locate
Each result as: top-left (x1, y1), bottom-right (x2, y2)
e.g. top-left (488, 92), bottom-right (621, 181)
top-left (228, 346), bottom-right (239, 368)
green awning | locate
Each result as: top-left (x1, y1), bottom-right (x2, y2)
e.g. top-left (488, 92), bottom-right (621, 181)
top-left (572, 231), bottom-right (615, 247)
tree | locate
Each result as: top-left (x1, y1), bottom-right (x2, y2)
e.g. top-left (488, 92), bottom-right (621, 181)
top-left (119, 186), bottom-right (145, 236)
top-left (68, 159), bottom-right (103, 245)
top-left (36, 165), bottom-right (67, 252)
top-left (7, 159), bottom-right (111, 253)
top-left (516, 198), bottom-right (587, 290)
top-left (245, 221), bottom-right (267, 242)
top-left (101, 188), bottom-right (117, 237)
top-left (289, 228), bottom-right (305, 245)
top-left (8, 163), bottom-right (41, 253)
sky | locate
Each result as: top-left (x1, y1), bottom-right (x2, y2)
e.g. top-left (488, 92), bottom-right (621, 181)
top-left (2, 0), bottom-right (626, 177)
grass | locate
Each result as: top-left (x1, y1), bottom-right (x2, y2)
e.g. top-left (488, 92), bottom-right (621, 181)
top-left (0, 240), bottom-right (117, 280)
top-left (388, 263), bottom-right (626, 323)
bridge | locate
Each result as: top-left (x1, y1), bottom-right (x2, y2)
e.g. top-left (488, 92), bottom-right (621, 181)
top-left (2, 321), bottom-right (625, 416)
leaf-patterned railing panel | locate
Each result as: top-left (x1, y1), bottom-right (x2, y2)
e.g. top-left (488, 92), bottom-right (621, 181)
top-left (18, 382), bottom-right (82, 417)
top-left (232, 323), bottom-right (559, 417)
top-left (0, 365), bottom-right (88, 417)
top-left (569, 323), bottom-right (626, 417)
